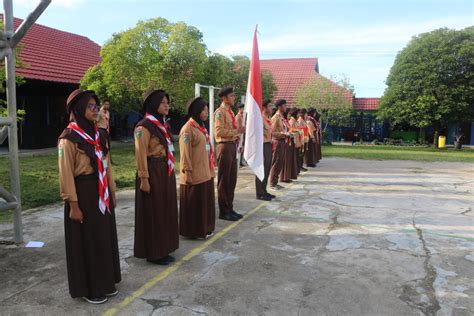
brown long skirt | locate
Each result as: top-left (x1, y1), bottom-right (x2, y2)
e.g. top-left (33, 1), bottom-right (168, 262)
top-left (134, 158), bottom-right (179, 261)
top-left (280, 141), bottom-right (293, 182)
top-left (179, 179), bottom-right (216, 238)
top-left (305, 139), bottom-right (317, 166)
top-left (315, 141), bottom-right (322, 162)
top-left (64, 174), bottom-right (121, 298)
top-left (292, 145), bottom-right (299, 179)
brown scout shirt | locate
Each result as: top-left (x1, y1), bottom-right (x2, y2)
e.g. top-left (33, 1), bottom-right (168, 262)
top-left (298, 117), bottom-right (309, 144)
top-left (179, 119), bottom-right (215, 185)
top-left (214, 103), bottom-right (239, 143)
top-left (271, 112), bottom-right (287, 140)
top-left (289, 117), bottom-right (303, 148)
top-left (263, 113), bottom-right (272, 143)
top-left (97, 108), bottom-right (110, 131)
top-left (134, 125), bottom-right (167, 178)
top-left (307, 119), bottom-right (316, 140)
top-left (236, 111), bottom-right (244, 128)
top-left (58, 139), bottom-right (116, 202)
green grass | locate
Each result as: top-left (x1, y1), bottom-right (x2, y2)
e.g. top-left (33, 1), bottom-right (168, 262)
top-left (322, 144), bottom-right (474, 162)
top-left (0, 144), bottom-right (180, 222)
top-left (1, 143), bottom-right (471, 222)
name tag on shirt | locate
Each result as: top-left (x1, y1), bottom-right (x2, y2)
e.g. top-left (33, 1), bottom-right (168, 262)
top-left (205, 144), bottom-right (210, 152)
top-left (103, 159), bottom-right (108, 170)
top-left (168, 144), bottom-right (175, 152)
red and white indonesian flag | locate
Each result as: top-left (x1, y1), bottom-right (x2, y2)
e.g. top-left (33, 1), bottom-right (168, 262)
top-left (243, 29), bottom-right (264, 181)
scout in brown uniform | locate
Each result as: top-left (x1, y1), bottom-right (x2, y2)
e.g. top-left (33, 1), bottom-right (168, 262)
top-left (58, 89), bottom-right (120, 304)
top-left (236, 104), bottom-right (246, 167)
top-left (97, 99), bottom-right (113, 162)
top-left (134, 89), bottom-right (179, 265)
top-left (179, 97), bottom-right (216, 239)
top-left (305, 108), bottom-right (317, 167)
top-left (279, 108), bottom-right (295, 184)
top-left (214, 87), bottom-right (245, 221)
top-left (314, 111), bottom-right (323, 162)
top-left (269, 99), bottom-right (288, 190)
top-left (297, 109), bottom-right (309, 173)
top-left (289, 108), bottom-right (302, 178)
top-left (97, 99), bottom-right (111, 134)
top-left (255, 100), bottom-right (276, 201)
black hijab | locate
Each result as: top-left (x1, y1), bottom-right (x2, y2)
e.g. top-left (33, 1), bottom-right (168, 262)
top-left (290, 107), bottom-right (299, 119)
top-left (187, 97), bottom-right (208, 126)
top-left (143, 89), bottom-right (169, 124)
top-left (59, 89), bottom-right (107, 172)
top-left (136, 89), bottom-right (171, 146)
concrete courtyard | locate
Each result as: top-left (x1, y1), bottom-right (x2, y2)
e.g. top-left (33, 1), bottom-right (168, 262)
top-left (0, 157), bottom-right (473, 315)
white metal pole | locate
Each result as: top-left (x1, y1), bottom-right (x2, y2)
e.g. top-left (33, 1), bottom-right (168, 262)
top-left (209, 86), bottom-right (215, 146)
top-left (4, 0), bottom-right (23, 243)
top-left (194, 83), bottom-right (200, 98)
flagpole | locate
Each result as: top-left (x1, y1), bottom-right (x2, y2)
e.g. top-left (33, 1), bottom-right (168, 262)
top-left (237, 24), bottom-right (258, 163)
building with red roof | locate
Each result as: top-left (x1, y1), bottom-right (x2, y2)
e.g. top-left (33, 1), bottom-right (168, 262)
top-left (1, 16), bottom-right (101, 148)
top-left (353, 98), bottom-right (380, 111)
top-left (260, 57), bottom-right (379, 112)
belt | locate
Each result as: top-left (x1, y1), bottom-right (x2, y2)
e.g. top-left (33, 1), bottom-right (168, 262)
top-left (75, 173), bottom-right (97, 181)
top-left (147, 156), bottom-right (166, 162)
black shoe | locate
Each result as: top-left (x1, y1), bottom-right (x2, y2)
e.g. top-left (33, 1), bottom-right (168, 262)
top-left (282, 179), bottom-right (292, 183)
top-left (147, 257), bottom-right (172, 265)
top-left (257, 195), bottom-right (272, 201)
top-left (231, 210), bottom-right (243, 219)
top-left (301, 167), bottom-right (308, 172)
top-left (105, 289), bottom-right (119, 297)
top-left (219, 213), bottom-right (239, 221)
top-left (164, 255), bottom-right (175, 263)
top-left (276, 184), bottom-right (285, 189)
top-left (82, 296), bottom-right (108, 304)
top-left (264, 192), bottom-right (276, 199)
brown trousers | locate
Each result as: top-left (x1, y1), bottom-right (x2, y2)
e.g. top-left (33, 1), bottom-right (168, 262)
top-left (255, 142), bottom-right (272, 197)
top-left (216, 142), bottom-right (237, 215)
top-left (270, 139), bottom-right (285, 186)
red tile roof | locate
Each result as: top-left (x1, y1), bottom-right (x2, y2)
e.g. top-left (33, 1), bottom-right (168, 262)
top-left (260, 58), bottom-right (353, 107)
top-left (353, 98), bottom-right (380, 111)
top-left (3, 16), bottom-right (101, 84)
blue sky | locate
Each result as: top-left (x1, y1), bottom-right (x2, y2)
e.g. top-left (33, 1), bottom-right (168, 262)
top-left (15, 0), bottom-right (473, 97)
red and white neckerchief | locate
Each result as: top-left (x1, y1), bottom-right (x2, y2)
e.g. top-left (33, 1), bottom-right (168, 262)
top-left (228, 108), bottom-right (238, 129)
top-left (189, 118), bottom-right (215, 170)
top-left (283, 118), bottom-right (291, 144)
top-left (145, 113), bottom-right (175, 176)
top-left (67, 122), bottom-right (110, 215)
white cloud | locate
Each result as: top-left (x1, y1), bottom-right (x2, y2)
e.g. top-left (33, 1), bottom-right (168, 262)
top-left (15, 0), bottom-right (85, 9)
top-left (215, 16), bottom-right (473, 56)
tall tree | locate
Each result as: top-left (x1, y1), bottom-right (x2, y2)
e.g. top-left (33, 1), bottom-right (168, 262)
top-left (295, 74), bottom-right (354, 131)
top-left (378, 26), bottom-right (474, 146)
top-left (81, 17), bottom-right (208, 114)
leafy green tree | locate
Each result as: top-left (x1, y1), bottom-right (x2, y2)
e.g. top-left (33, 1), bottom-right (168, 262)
top-left (81, 17), bottom-right (208, 114)
top-left (378, 26), bottom-right (474, 146)
top-left (295, 74), bottom-right (354, 131)
top-left (202, 54), bottom-right (276, 106)
top-left (0, 41), bottom-right (26, 122)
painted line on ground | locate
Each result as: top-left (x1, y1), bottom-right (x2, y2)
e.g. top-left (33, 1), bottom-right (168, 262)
top-left (103, 201), bottom-right (267, 316)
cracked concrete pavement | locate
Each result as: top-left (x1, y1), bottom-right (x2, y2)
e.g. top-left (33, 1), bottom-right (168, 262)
top-left (0, 157), bottom-right (473, 315)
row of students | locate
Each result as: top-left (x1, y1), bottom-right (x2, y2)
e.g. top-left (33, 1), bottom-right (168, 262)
top-left (58, 87), bottom-right (241, 303)
top-left (269, 100), bottom-right (322, 191)
top-left (58, 88), bottom-right (322, 304)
